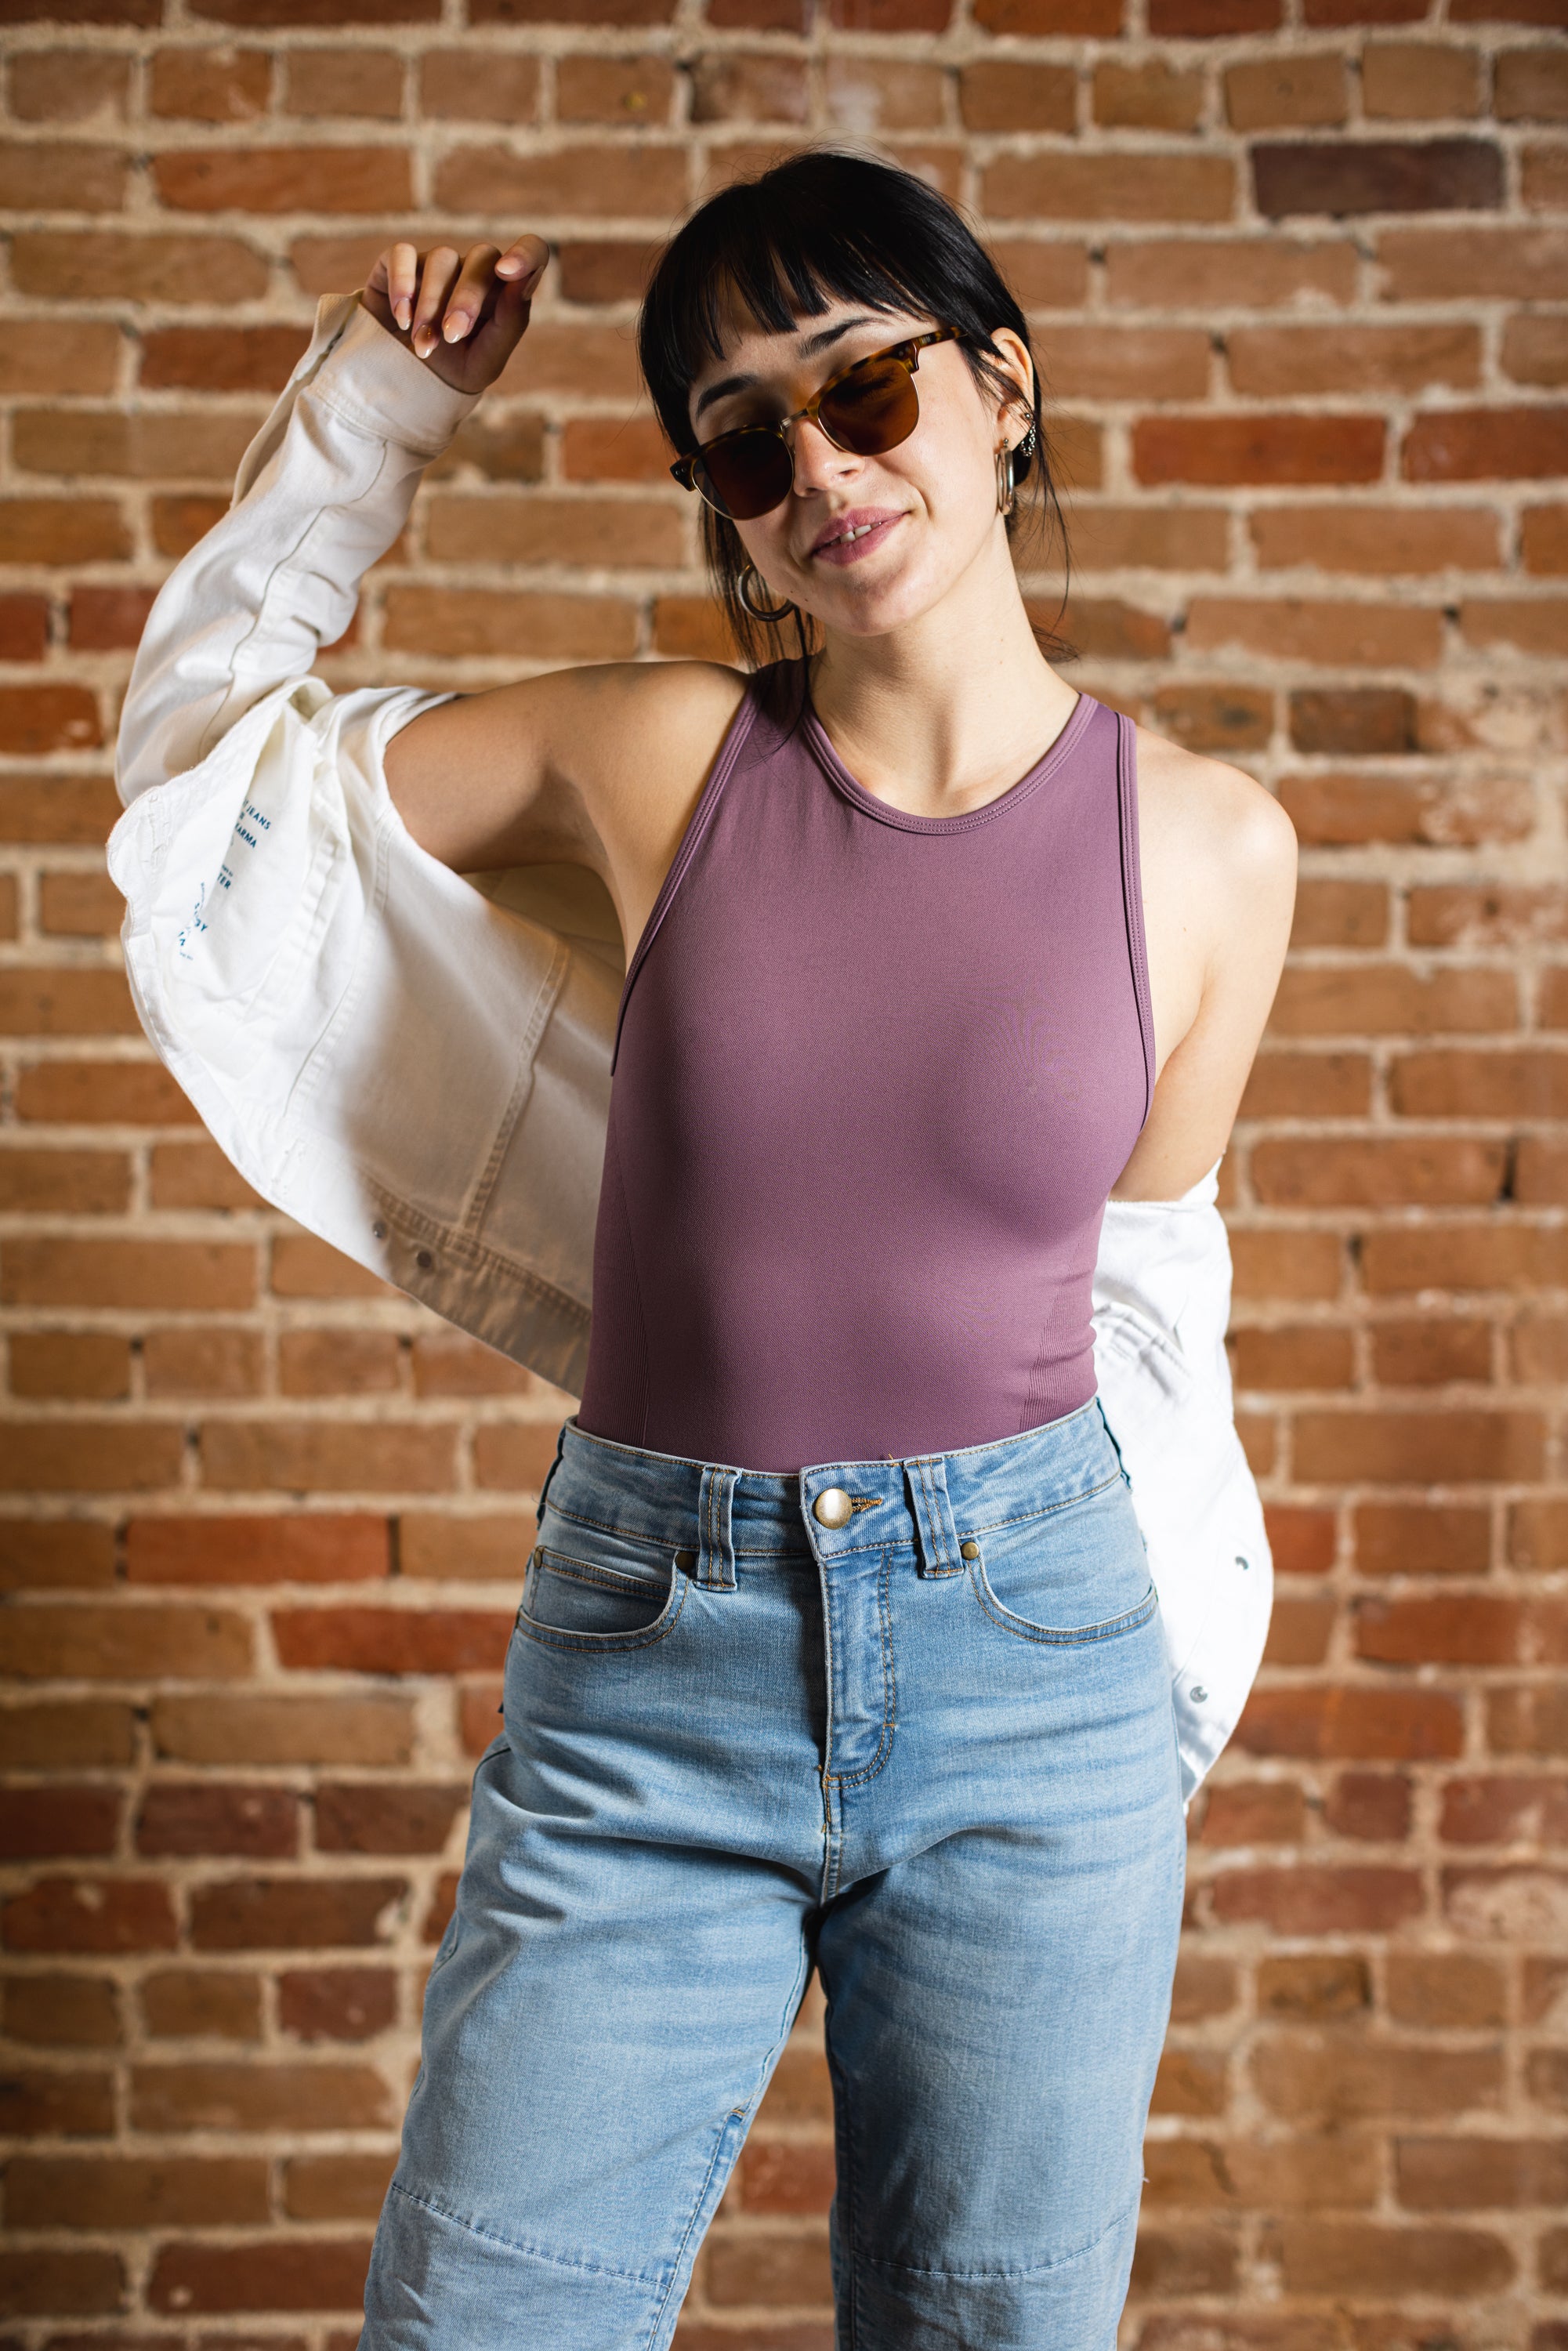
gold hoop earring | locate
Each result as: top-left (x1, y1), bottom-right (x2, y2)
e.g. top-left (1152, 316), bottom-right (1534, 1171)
top-left (737, 563), bottom-right (796, 624)
top-left (995, 421), bottom-right (1037, 518)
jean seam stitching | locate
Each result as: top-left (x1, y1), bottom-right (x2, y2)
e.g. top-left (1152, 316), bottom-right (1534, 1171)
top-left (967, 1566), bottom-right (1159, 1648)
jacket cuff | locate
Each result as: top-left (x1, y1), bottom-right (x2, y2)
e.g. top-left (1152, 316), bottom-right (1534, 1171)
top-left (310, 297), bottom-right (485, 455)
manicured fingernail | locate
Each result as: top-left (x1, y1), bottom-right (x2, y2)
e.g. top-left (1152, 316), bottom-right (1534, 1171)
top-left (443, 311), bottom-right (469, 340)
top-left (394, 298), bottom-right (411, 327)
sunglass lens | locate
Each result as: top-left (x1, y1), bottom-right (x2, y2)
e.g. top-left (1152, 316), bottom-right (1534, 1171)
top-left (821, 354), bottom-right (919, 455)
top-left (700, 433), bottom-right (794, 522)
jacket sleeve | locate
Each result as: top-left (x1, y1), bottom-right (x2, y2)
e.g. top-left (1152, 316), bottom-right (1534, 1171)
top-left (104, 295), bottom-right (616, 1393)
top-left (1093, 1164), bottom-right (1273, 1806)
top-left (114, 290), bottom-right (481, 805)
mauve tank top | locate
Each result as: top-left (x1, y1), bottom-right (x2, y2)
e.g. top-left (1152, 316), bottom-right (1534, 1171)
top-left (575, 657), bottom-right (1154, 1474)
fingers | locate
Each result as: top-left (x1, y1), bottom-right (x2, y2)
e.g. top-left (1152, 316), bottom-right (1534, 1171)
top-left (439, 242), bottom-right (507, 346)
top-left (409, 245), bottom-right (462, 360)
top-left (384, 239), bottom-right (421, 332)
top-left (495, 232), bottom-right (551, 289)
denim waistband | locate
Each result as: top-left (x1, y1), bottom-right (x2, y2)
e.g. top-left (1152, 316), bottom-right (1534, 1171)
top-left (538, 1401), bottom-right (1123, 1589)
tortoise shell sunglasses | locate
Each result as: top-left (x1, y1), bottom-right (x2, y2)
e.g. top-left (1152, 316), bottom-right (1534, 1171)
top-left (670, 328), bottom-right (961, 523)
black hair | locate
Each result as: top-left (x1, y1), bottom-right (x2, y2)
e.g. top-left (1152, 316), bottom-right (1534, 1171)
top-left (637, 145), bottom-right (1074, 680)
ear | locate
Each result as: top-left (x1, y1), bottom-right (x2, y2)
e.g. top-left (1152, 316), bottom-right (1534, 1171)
top-left (987, 326), bottom-right (1037, 441)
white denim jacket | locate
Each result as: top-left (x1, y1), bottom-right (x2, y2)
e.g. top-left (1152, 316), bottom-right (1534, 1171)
top-left (107, 289), bottom-right (1272, 1802)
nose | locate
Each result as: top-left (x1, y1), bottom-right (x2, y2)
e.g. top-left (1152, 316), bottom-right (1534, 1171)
top-left (787, 414), bottom-right (860, 498)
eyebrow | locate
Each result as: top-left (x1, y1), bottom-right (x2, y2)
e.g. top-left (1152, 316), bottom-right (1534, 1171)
top-left (691, 315), bottom-right (885, 426)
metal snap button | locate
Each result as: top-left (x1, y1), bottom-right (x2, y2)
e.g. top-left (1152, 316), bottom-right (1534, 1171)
top-left (415, 1249), bottom-right (434, 1271)
top-left (1190, 1686), bottom-right (1208, 1704)
top-left (960, 1540), bottom-right (980, 1560)
top-left (813, 1487), bottom-right (852, 1529)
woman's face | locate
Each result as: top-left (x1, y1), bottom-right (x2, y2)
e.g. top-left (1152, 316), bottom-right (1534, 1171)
top-left (684, 292), bottom-right (1035, 641)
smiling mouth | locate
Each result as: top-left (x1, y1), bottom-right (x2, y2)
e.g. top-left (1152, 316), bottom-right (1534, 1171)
top-left (809, 513), bottom-right (905, 563)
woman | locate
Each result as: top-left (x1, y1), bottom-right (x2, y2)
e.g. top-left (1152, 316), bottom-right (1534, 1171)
top-left (114, 149), bottom-right (1295, 2349)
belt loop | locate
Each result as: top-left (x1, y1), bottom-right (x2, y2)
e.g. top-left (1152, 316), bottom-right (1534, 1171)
top-left (906, 1454), bottom-right (962, 1579)
top-left (697, 1465), bottom-right (739, 1590)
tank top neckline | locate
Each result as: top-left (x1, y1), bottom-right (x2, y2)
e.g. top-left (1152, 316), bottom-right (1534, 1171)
top-left (799, 665), bottom-right (1096, 837)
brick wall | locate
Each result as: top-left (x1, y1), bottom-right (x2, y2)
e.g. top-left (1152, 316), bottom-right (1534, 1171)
top-left (1, 0), bottom-right (1565, 2340)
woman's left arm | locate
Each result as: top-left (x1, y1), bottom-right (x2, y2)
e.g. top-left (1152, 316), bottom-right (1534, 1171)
top-left (1112, 728), bottom-right (1298, 1203)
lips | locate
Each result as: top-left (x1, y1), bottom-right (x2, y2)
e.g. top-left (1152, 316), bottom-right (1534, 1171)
top-left (808, 509), bottom-right (905, 565)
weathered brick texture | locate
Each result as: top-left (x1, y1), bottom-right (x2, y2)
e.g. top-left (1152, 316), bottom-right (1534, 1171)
top-left (2, 0), bottom-right (1565, 2341)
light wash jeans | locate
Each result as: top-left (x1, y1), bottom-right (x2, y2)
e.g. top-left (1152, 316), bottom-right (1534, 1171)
top-left (357, 1399), bottom-right (1186, 2350)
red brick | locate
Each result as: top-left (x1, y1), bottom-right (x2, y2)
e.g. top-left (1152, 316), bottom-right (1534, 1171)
top-left (1255, 138), bottom-right (1503, 216)
top-left (1296, 1410), bottom-right (1544, 1483)
top-left (971, 0), bottom-right (1121, 29)
top-left (1188, 600), bottom-right (1442, 665)
top-left (148, 46), bottom-right (269, 118)
top-left (1225, 53), bottom-right (1347, 128)
top-left (0, 1970), bottom-right (121, 2047)
top-left (130, 2059), bottom-right (390, 2131)
top-left (0, 2067), bottom-right (114, 2136)
top-left (0, 1138), bottom-right (130, 1215)
top-left (0, 592), bottom-right (49, 660)
top-left (143, 1325), bottom-right (265, 1399)
top-left (1361, 1223), bottom-right (1568, 1293)
top-left (473, 1421), bottom-right (570, 1491)
top-left (1236, 1948), bottom-right (1360, 2014)
top-left (9, 49), bottom-right (133, 121)
top-left (382, 586), bottom-right (637, 662)
top-left (277, 1966), bottom-right (397, 2041)
top-left (1358, 1596), bottom-right (1523, 1665)
top-left (1512, 1499), bottom-right (1568, 1570)
top-left (1210, 1865), bottom-right (1423, 1933)
top-left (0, 1701), bottom-right (136, 1770)
top-left (13, 1056), bottom-right (199, 1122)
top-left (0, 2247), bottom-right (125, 2315)
top-left (1251, 2034), bottom-right (1502, 2123)
top-left (1279, 771), bottom-right (1523, 846)
top-left (1355, 1503), bottom-right (1490, 1577)
top-left (1252, 502), bottom-right (1502, 573)
top-left (153, 146), bottom-right (410, 212)
top-left (1251, 1138), bottom-right (1506, 1208)
top-left (136, 1784), bottom-right (300, 1858)
top-left (1231, 1229), bottom-right (1344, 1300)
top-left (141, 1968), bottom-right (263, 2038)
top-left (1266, 1505), bottom-right (1337, 1577)
top-left (127, 1514), bottom-right (389, 1584)
top-left (9, 1331), bottom-right (132, 1399)
top-left (1106, 236), bottom-right (1356, 310)
top-left (0, 1514), bottom-right (116, 1589)
top-left (1387, 1951), bottom-right (1506, 2027)
top-left (0, 1785), bottom-right (120, 1859)
top-left (1407, 883), bottom-right (1568, 946)
top-left (1363, 42), bottom-right (1486, 118)
top-left (1404, 406), bottom-right (1568, 480)
top-left (1135, 415), bottom-right (1383, 487)
top-left (1459, 596), bottom-right (1568, 656)
top-left (1149, 0), bottom-right (1277, 27)
top-left (0, 1603), bottom-right (252, 1679)
top-left (1291, 688), bottom-right (1413, 754)
top-left (1378, 224), bottom-right (1568, 301)
top-left (1232, 324), bottom-right (1476, 397)
top-left (284, 2147), bottom-right (397, 2218)
top-left (1199, 1780), bottom-right (1308, 1844)
top-left (273, 1607), bottom-right (512, 1674)
top-left (5, 2152), bottom-right (270, 2226)
top-left (1398, 2134), bottom-right (1568, 2208)
top-left (1440, 1773), bottom-right (1568, 1844)
top-left (1237, 1686), bottom-right (1465, 1759)
top-left (186, 1876), bottom-right (407, 1952)
top-left (1523, 504), bottom-right (1568, 572)
top-left (2, 1875), bottom-right (179, 1954)
top-left (1093, 60), bottom-right (1204, 130)
top-left (1326, 1770), bottom-right (1413, 1840)
top-left (150, 1693), bottom-right (415, 1766)
top-left (982, 154), bottom-right (1236, 223)
top-left (1445, 1864), bottom-right (1568, 1939)
top-left (1370, 1318), bottom-right (1493, 1385)
top-left (1229, 1325), bottom-right (1355, 1390)
top-left (286, 45), bottom-right (405, 116)
top-left (1269, 962), bottom-right (1517, 1034)
top-left (1268, 2220), bottom-right (1514, 2295)
top-left (1240, 1049), bottom-right (1373, 1118)
top-left (314, 1782), bottom-right (465, 1853)
top-left (198, 1420), bottom-right (457, 1493)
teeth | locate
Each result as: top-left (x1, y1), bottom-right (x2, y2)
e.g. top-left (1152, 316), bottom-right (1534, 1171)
top-left (824, 521), bottom-right (878, 549)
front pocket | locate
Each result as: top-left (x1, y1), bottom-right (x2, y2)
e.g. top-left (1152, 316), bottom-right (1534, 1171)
top-left (964, 1476), bottom-right (1157, 1647)
top-left (516, 1538), bottom-right (688, 1651)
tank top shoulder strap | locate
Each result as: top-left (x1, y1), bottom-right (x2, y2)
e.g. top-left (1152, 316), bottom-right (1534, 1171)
top-left (1111, 704), bottom-right (1157, 1127)
top-left (611, 661), bottom-right (793, 1072)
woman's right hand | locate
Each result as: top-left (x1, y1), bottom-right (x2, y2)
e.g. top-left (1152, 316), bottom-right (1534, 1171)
top-left (358, 234), bottom-right (549, 398)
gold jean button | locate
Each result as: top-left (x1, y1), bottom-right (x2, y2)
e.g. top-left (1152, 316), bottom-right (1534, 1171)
top-left (813, 1487), bottom-right (853, 1529)
top-left (960, 1540), bottom-right (980, 1560)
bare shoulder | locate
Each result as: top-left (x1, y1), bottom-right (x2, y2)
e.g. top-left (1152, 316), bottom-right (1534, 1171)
top-left (545, 657), bottom-right (751, 792)
top-left (1132, 717), bottom-right (1296, 897)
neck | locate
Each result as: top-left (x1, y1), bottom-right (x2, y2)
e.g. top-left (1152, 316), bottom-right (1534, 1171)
top-left (802, 539), bottom-right (1081, 823)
